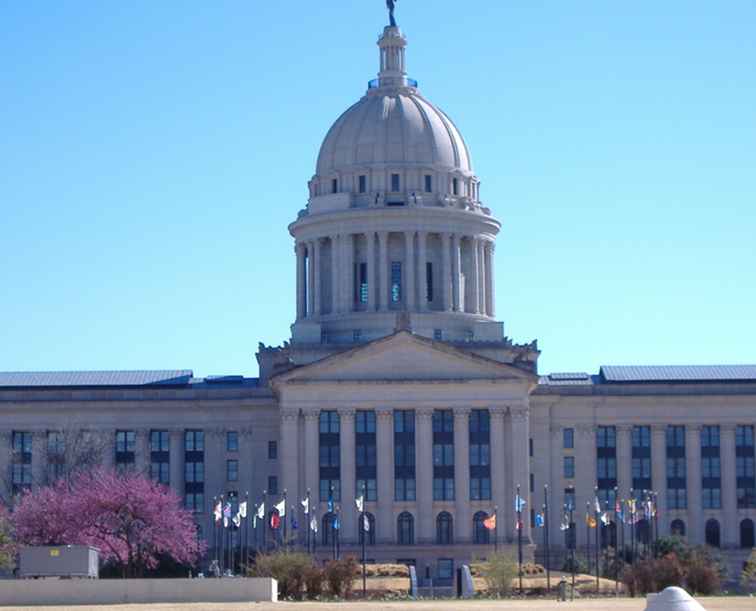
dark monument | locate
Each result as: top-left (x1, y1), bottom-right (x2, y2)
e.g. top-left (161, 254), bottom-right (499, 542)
top-left (387, 0), bottom-right (398, 27)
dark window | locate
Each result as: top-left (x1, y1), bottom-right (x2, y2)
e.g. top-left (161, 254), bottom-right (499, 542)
top-left (226, 431), bottom-right (239, 452)
top-left (319, 410), bottom-right (341, 501)
top-left (331, 178), bottom-right (338, 193)
top-left (356, 410), bottom-right (377, 502)
top-left (563, 428), bottom-right (574, 449)
top-left (426, 262), bottom-right (433, 302)
top-left (437, 558), bottom-right (454, 581)
top-left (185, 430), bottom-right (204, 452)
top-left (394, 410), bottom-right (416, 501)
top-left (529, 438), bottom-right (533, 457)
top-left (115, 430), bottom-right (136, 470)
top-left (322, 512), bottom-right (337, 546)
top-left (398, 512), bottom-right (414, 545)
top-left (666, 425), bottom-right (687, 509)
top-left (671, 519), bottom-right (686, 537)
top-left (473, 511), bottom-right (490, 544)
top-left (268, 440), bottom-right (277, 460)
top-left (452, 178), bottom-right (459, 195)
top-left (737, 425), bottom-right (756, 508)
top-left (11, 431), bottom-right (32, 493)
top-left (632, 425), bottom-right (652, 493)
top-left (564, 456), bottom-right (575, 479)
top-left (359, 175), bottom-right (367, 193)
top-left (597, 426), bottom-right (616, 448)
top-left (356, 262), bottom-right (368, 304)
top-left (597, 426), bottom-right (617, 507)
top-left (391, 262), bottom-right (402, 303)
top-left (740, 519), bottom-right (755, 548)
top-left (268, 475), bottom-right (278, 495)
top-left (424, 175), bottom-right (432, 193)
top-left (433, 329), bottom-right (443, 341)
top-left (436, 512), bottom-right (453, 545)
top-left (47, 431), bottom-right (65, 483)
top-left (391, 173), bottom-right (400, 192)
top-left (433, 410), bottom-right (454, 501)
top-left (702, 425), bottom-right (721, 509)
top-left (227, 459), bottom-right (238, 482)
top-left (470, 409), bottom-right (491, 500)
top-left (320, 479), bottom-right (340, 501)
top-left (150, 430), bottom-right (170, 485)
top-left (150, 430), bottom-right (169, 452)
top-left (184, 430), bottom-right (204, 513)
top-left (564, 487), bottom-right (576, 510)
top-left (705, 518), bottom-right (720, 547)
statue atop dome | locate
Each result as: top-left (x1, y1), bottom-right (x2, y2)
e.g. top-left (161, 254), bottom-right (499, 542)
top-left (386, 0), bottom-right (398, 27)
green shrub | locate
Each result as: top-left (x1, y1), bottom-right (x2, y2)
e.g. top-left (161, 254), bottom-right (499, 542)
top-left (324, 556), bottom-right (359, 598)
top-left (250, 551), bottom-right (312, 599)
top-left (481, 552), bottom-right (518, 596)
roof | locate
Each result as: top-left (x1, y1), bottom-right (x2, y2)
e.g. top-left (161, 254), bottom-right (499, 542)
top-left (0, 370), bottom-right (194, 388)
top-left (538, 372), bottom-right (597, 386)
top-left (599, 365), bottom-right (756, 383)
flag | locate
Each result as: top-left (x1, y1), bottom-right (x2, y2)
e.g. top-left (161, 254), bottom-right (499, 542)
top-left (515, 519), bottom-right (523, 530)
top-left (291, 514), bottom-right (299, 530)
top-left (238, 501), bottom-right (247, 519)
top-left (483, 513), bottom-right (497, 531)
top-left (600, 512), bottom-right (610, 526)
top-left (233, 512), bottom-right (241, 528)
top-left (593, 496), bottom-right (602, 514)
top-left (223, 502), bottom-right (232, 528)
top-left (274, 499), bottom-right (286, 517)
top-left (363, 514), bottom-right (370, 532)
top-left (333, 516), bottom-right (340, 530)
top-left (355, 495), bottom-right (364, 513)
top-left (560, 514), bottom-right (570, 531)
top-left (301, 497), bottom-right (309, 515)
top-left (270, 513), bottom-right (281, 529)
top-left (327, 498), bottom-right (334, 513)
top-left (213, 500), bottom-right (223, 523)
top-left (257, 503), bottom-right (265, 519)
top-left (535, 512), bottom-right (545, 528)
top-left (515, 494), bottom-right (526, 513)
top-left (310, 516), bottom-right (318, 533)
top-left (585, 514), bottom-right (597, 528)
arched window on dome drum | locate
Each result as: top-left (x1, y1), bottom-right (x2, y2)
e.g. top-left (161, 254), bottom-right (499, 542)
top-left (705, 519), bottom-right (720, 547)
top-left (397, 512), bottom-right (414, 545)
top-left (359, 512), bottom-right (376, 546)
top-left (473, 511), bottom-right (489, 544)
top-left (740, 519), bottom-right (754, 548)
top-left (670, 519), bottom-right (686, 537)
top-left (424, 175), bottom-right (432, 193)
top-left (436, 511), bottom-right (453, 545)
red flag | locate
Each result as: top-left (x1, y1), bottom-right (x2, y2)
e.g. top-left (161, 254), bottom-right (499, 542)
top-left (483, 514), bottom-right (497, 531)
top-left (270, 513), bottom-right (281, 529)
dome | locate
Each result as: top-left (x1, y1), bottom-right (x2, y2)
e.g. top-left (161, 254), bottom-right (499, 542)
top-left (316, 91), bottom-right (473, 177)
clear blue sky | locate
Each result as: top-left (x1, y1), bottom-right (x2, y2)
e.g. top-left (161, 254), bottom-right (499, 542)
top-left (1, 1), bottom-right (755, 378)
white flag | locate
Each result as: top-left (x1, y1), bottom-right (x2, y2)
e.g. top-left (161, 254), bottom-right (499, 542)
top-left (363, 514), bottom-right (370, 532)
top-left (275, 499), bottom-right (286, 517)
top-left (233, 512), bottom-right (241, 528)
top-left (355, 495), bottom-right (364, 512)
top-left (257, 503), bottom-right (265, 519)
top-left (601, 512), bottom-right (610, 526)
top-left (213, 501), bottom-right (222, 523)
top-left (238, 501), bottom-right (247, 519)
top-left (301, 497), bottom-right (309, 515)
top-left (310, 516), bottom-right (318, 533)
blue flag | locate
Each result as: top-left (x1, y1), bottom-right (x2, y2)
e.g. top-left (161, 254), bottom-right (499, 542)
top-left (535, 512), bottom-right (544, 528)
top-left (333, 516), bottom-right (340, 530)
top-left (515, 495), bottom-right (527, 513)
top-left (327, 499), bottom-right (334, 513)
top-left (291, 514), bottom-right (299, 530)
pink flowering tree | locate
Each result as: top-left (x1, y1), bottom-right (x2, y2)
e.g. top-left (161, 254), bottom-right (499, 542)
top-left (13, 468), bottom-right (204, 577)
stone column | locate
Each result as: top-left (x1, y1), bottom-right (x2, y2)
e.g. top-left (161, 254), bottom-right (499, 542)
top-left (304, 412), bottom-right (320, 506)
top-left (296, 242), bottom-right (306, 320)
top-left (441, 233), bottom-right (452, 312)
top-left (339, 408), bottom-right (356, 542)
top-left (378, 232), bottom-right (389, 312)
top-left (342, 233), bottom-right (353, 313)
top-left (366, 231), bottom-right (376, 311)
top-left (313, 238), bottom-right (321, 316)
top-left (451, 234), bottom-right (461, 312)
top-left (416, 408), bottom-right (433, 543)
top-left (306, 242), bottom-right (315, 318)
top-left (404, 231), bottom-right (416, 310)
top-left (169, 429), bottom-right (184, 497)
top-left (454, 409), bottom-right (471, 543)
top-left (651, 425), bottom-right (668, 525)
top-left (330, 235), bottom-right (340, 314)
top-left (686, 425), bottom-right (703, 544)
top-left (490, 408), bottom-right (507, 545)
top-left (575, 425), bottom-right (596, 545)
top-left (721, 424), bottom-right (737, 547)
top-left (376, 408), bottom-right (394, 543)
top-left (510, 407), bottom-right (531, 543)
top-left (477, 239), bottom-right (486, 317)
top-left (417, 231), bottom-right (428, 310)
top-left (280, 410), bottom-right (300, 504)
top-left (616, 425), bottom-right (633, 502)
top-left (470, 238), bottom-right (480, 314)
top-left (485, 242), bottom-right (495, 317)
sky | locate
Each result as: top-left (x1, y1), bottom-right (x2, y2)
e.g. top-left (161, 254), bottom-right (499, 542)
top-left (1, 1), bottom-right (755, 378)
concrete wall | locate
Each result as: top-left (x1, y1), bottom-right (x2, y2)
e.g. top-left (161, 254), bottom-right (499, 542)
top-left (0, 577), bottom-right (277, 606)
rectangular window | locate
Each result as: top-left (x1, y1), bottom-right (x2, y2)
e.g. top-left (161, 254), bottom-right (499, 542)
top-left (356, 478), bottom-right (377, 502)
top-left (564, 456), bottom-right (575, 479)
top-left (632, 425), bottom-right (652, 492)
top-left (433, 329), bottom-right (443, 341)
top-left (357, 262), bottom-right (368, 304)
top-left (184, 430), bottom-right (205, 452)
top-left (150, 430), bottom-right (169, 452)
top-left (564, 487), bottom-right (576, 510)
top-left (11, 432), bottom-right (32, 493)
top-left (597, 426), bottom-right (616, 448)
top-left (184, 429), bottom-right (204, 513)
top-left (226, 431), bottom-right (239, 452)
top-left (737, 425), bottom-right (756, 508)
top-left (469, 409), bottom-right (491, 500)
top-left (425, 262), bottom-right (433, 302)
top-left (391, 262), bottom-right (402, 303)
top-left (529, 438), bottom-right (534, 457)
top-left (320, 479), bottom-right (339, 501)
top-left (331, 178), bottom-right (338, 193)
top-left (268, 476), bottom-right (279, 495)
top-left (432, 410), bottom-right (454, 500)
top-left (320, 410), bottom-right (341, 502)
top-left (359, 175), bottom-right (367, 193)
top-left (391, 173), bottom-right (400, 192)
top-left (424, 175), bottom-right (432, 193)
top-left (115, 430), bottom-right (136, 470)
top-left (227, 459), bottom-right (238, 482)
top-left (12, 431), bottom-right (32, 454)
top-left (563, 428), bottom-right (574, 449)
top-left (150, 430), bottom-right (170, 486)
top-left (394, 410), bottom-right (416, 501)
top-left (150, 461), bottom-right (170, 484)
top-left (268, 440), bottom-right (277, 460)
top-left (356, 410), bottom-right (377, 501)
top-left (666, 425), bottom-right (687, 509)
top-left (452, 178), bottom-right (459, 195)
top-left (597, 426), bottom-right (617, 506)
top-left (701, 425), bottom-right (721, 509)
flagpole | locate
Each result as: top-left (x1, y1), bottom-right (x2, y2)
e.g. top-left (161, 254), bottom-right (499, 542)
top-left (211, 496), bottom-right (217, 573)
top-left (544, 484), bottom-right (550, 593)
top-left (613, 488), bottom-right (619, 597)
top-left (568, 503), bottom-right (575, 601)
top-left (494, 505), bottom-right (498, 553)
top-left (243, 491), bottom-right (249, 576)
top-left (653, 491), bottom-right (659, 556)
top-left (516, 484), bottom-right (523, 595)
top-left (594, 488), bottom-right (599, 595)
top-left (361, 482), bottom-right (367, 599)
top-left (283, 489), bottom-right (288, 549)
top-left (585, 501), bottom-right (591, 577)
top-left (262, 489), bottom-right (268, 553)
top-left (336, 505), bottom-right (341, 561)
top-left (306, 489), bottom-right (311, 554)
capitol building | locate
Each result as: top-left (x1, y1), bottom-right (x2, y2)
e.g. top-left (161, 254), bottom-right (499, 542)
top-left (2, 16), bottom-right (755, 580)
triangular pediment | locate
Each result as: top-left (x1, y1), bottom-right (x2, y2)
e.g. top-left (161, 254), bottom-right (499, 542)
top-left (272, 331), bottom-right (536, 385)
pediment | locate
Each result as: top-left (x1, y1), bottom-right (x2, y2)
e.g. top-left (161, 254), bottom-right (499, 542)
top-left (272, 331), bottom-right (536, 385)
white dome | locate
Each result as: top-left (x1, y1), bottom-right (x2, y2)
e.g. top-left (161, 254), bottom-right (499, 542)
top-left (316, 91), bottom-right (473, 177)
